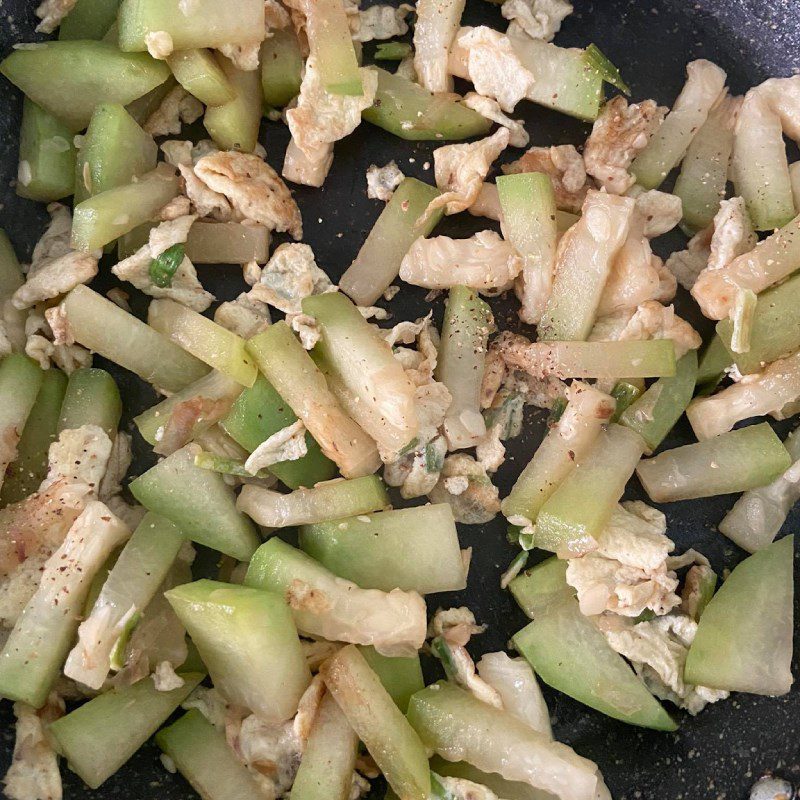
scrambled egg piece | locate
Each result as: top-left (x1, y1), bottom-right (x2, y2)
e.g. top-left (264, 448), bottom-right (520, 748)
top-left (34, 0), bottom-right (75, 33)
top-left (244, 420), bottom-right (307, 474)
top-left (144, 30), bottom-right (174, 59)
top-left (630, 188), bottom-right (683, 238)
top-left (152, 661), bottom-right (185, 692)
top-left (503, 145), bottom-right (589, 213)
top-left (429, 453), bottom-right (501, 524)
top-left (12, 251), bottom-right (98, 310)
top-left (144, 86), bottom-right (204, 138)
top-left (353, 3), bottom-right (413, 41)
top-left (366, 161), bottom-right (405, 201)
top-left (437, 777), bottom-right (502, 800)
top-left (463, 93), bottom-right (529, 148)
top-left (584, 97), bottom-right (666, 194)
top-left (214, 293), bottom-right (271, 339)
top-left (194, 152), bottom-right (303, 239)
top-left (604, 613), bottom-right (729, 714)
top-left (428, 606), bottom-right (486, 647)
top-left (399, 230), bottom-right (522, 294)
top-left (566, 501), bottom-right (682, 617)
top-left (218, 42), bottom-right (261, 71)
top-left (500, 0), bottom-right (573, 41)
top-left (248, 243), bottom-right (335, 315)
top-left (664, 225), bottom-right (712, 291)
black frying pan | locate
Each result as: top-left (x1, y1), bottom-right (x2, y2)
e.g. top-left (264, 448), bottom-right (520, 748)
top-left (1, 1), bottom-right (799, 798)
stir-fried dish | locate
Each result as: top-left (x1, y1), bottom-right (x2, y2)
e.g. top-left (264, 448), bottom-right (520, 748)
top-left (0, 0), bottom-right (796, 799)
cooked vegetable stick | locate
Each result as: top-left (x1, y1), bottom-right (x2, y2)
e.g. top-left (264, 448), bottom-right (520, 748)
top-left (148, 298), bottom-right (257, 387)
top-left (732, 89), bottom-right (796, 230)
top-left (501, 383), bottom-right (614, 524)
top-left (693, 210), bottom-right (800, 320)
top-left (299, 504), bottom-right (467, 594)
top-left (322, 645), bottom-right (431, 800)
top-left (413, 0), bottom-right (465, 93)
top-left (538, 192), bottom-right (635, 341)
top-left (221, 373), bottom-right (336, 489)
top-left (245, 538), bottom-right (426, 657)
top-left (238, 476), bottom-right (389, 528)
top-left (697, 334), bottom-right (731, 386)
top-left (684, 535), bottom-right (794, 696)
top-left (0, 229), bottom-right (23, 300)
top-left (508, 557), bottom-right (575, 618)
top-left (673, 93), bottom-right (738, 231)
top-left (203, 54), bottom-right (263, 153)
top-left (64, 512), bottom-right (184, 689)
top-left (687, 351), bottom-right (800, 440)
top-left (304, 292), bottom-right (418, 460)
top-left (16, 99), bottom-right (76, 202)
top-left (49, 673), bottom-right (203, 789)
top-left (619, 350), bottom-right (698, 453)
top-left (630, 59), bottom-right (727, 189)
top-left (0, 502), bottom-right (129, 707)
top-left (166, 580), bottom-right (310, 722)
top-left (74, 103), bottom-right (157, 204)
top-left (436, 286), bottom-right (493, 450)
top-left (716, 273), bottom-right (800, 373)
top-left (125, 76), bottom-right (177, 126)
top-left (505, 25), bottom-right (603, 121)
top-left (497, 172), bottom-right (557, 325)
top-left (135, 370), bottom-right (242, 452)
top-left (0, 41), bottom-right (170, 132)
top-left (507, 339), bottom-right (677, 380)
top-left (247, 323), bottom-right (380, 479)
top-left (513, 599), bottom-right (676, 731)
top-left (0, 369), bottom-right (66, 506)
top-left (157, 710), bottom-right (265, 800)
top-left (306, 0), bottom-right (363, 96)
top-left (185, 220), bottom-right (270, 263)
top-left (637, 423), bottom-right (791, 502)
top-left (719, 428), bottom-right (800, 552)
top-left (291, 691), bottom-right (359, 800)
top-left (166, 49), bottom-right (235, 106)
top-left (362, 68), bottom-right (492, 141)
top-left (358, 646), bottom-right (424, 714)
top-left (58, 0), bottom-right (120, 40)
top-left (429, 758), bottom-right (544, 800)
top-left (61, 285), bottom-right (209, 392)
top-left (340, 178), bottom-right (443, 306)
top-left (118, 0), bottom-right (264, 51)
top-left (71, 169), bottom-right (179, 251)
top-left (534, 424), bottom-right (647, 556)
top-left (58, 367), bottom-right (122, 437)
top-left (260, 31), bottom-right (303, 107)
top-left (408, 681), bottom-right (603, 800)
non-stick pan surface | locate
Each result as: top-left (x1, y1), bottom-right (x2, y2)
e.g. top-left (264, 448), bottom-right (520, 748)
top-left (1, 1), bottom-right (799, 798)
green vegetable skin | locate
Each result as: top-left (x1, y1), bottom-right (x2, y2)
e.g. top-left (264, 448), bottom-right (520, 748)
top-left (157, 710), bottom-right (265, 800)
top-left (340, 178), bottom-right (443, 306)
top-left (509, 557), bottom-right (575, 618)
top-left (0, 354), bottom-right (44, 480)
top-left (610, 380), bottom-right (642, 422)
top-left (0, 229), bottom-right (23, 299)
top-left (50, 674), bottom-right (203, 789)
top-left (221, 373), bottom-right (336, 489)
top-left (291, 692), bottom-right (359, 800)
top-left (321, 645), bottom-right (431, 800)
top-left (358, 645), bottom-right (424, 714)
top-left (716, 272), bottom-right (800, 373)
top-left (59, 0), bottom-right (120, 39)
top-left (306, 0), bottom-right (363, 95)
top-left (166, 49), bottom-right (236, 106)
top-left (119, 0), bottom-right (264, 51)
top-left (513, 600), bottom-right (676, 730)
top-left (129, 445), bottom-right (259, 560)
top-left (619, 350), bottom-right (698, 452)
top-left (299, 504), bottom-right (466, 594)
top-left (72, 170), bottom-right (179, 251)
top-left (239, 475), bottom-right (389, 527)
top-left (58, 367), bottom-right (122, 436)
top-left (436, 286), bottom-right (493, 450)
top-left (685, 536), bottom-right (794, 696)
top-left (61, 285), bottom-right (209, 393)
top-left (148, 298), bottom-right (257, 387)
top-left (0, 41), bottom-right (170, 133)
top-left (534, 424), bottom-right (647, 556)
top-left (166, 580), bottom-right (310, 722)
top-left (636, 423), bottom-right (792, 502)
top-left (362, 68), bottom-right (492, 141)
top-left (247, 323), bottom-right (380, 479)
top-left (696, 334), bottom-right (731, 386)
top-left (16, 99), bottom-right (76, 202)
top-left (203, 54), bottom-right (263, 153)
top-left (261, 31), bottom-right (303, 107)
top-left (0, 369), bottom-right (67, 506)
top-left (74, 102), bottom-right (157, 204)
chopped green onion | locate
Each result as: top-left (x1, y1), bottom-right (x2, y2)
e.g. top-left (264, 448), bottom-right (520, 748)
top-left (424, 440), bottom-right (445, 473)
top-left (149, 243), bottom-right (185, 288)
top-left (546, 397), bottom-right (567, 425)
top-left (375, 42), bottom-right (413, 61)
top-left (500, 551), bottom-right (529, 590)
top-left (108, 610), bottom-right (142, 671)
top-left (610, 381), bottom-right (642, 422)
top-left (584, 43), bottom-right (630, 95)
top-left (193, 449), bottom-right (271, 478)
top-left (430, 636), bottom-right (457, 680)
